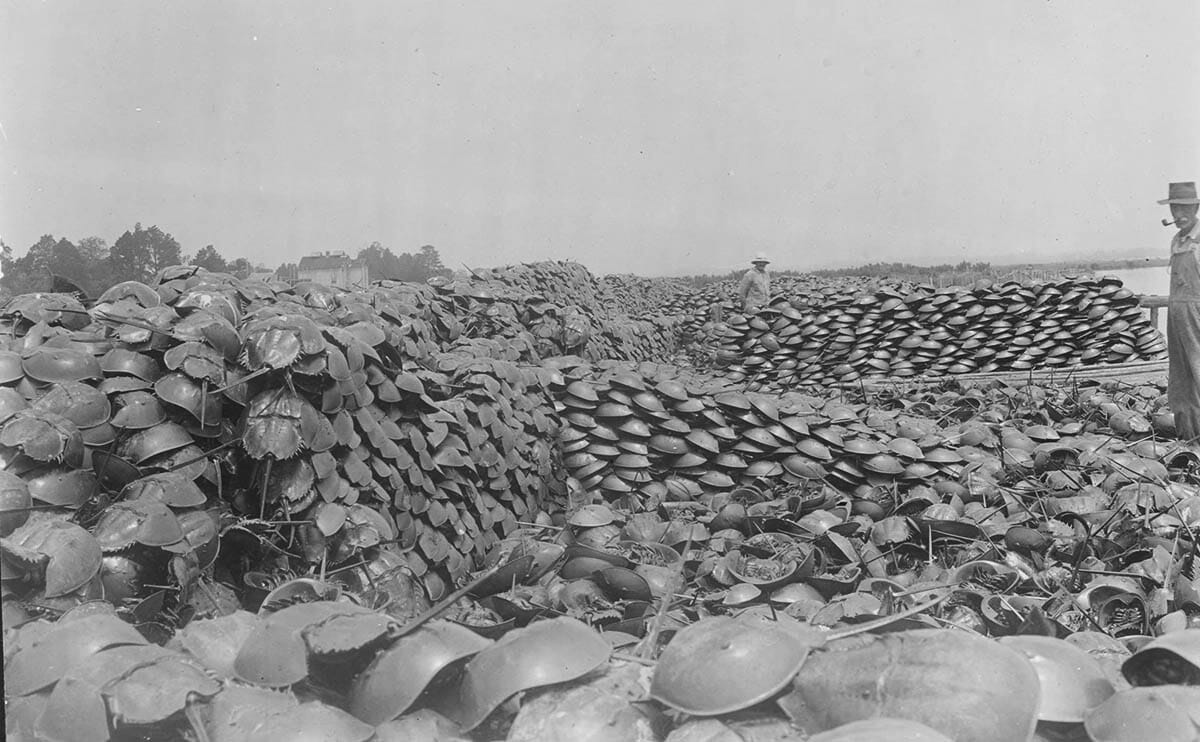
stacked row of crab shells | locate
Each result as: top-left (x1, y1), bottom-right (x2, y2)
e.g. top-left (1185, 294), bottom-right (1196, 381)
top-left (546, 358), bottom-right (1156, 510)
top-left (697, 276), bottom-right (1165, 390)
top-left (663, 274), bottom-right (924, 338)
top-left (458, 261), bottom-right (684, 362)
top-left (0, 267), bottom-right (613, 619)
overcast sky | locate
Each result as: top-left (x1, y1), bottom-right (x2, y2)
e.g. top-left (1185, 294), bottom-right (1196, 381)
top-left (2, 1), bottom-right (1198, 276)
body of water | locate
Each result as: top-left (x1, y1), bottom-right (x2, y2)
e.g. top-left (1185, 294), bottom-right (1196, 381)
top-left (1108, 265), bottom-right (1170, 297)
top-left (1108, 265), bottom-right (1170, 335)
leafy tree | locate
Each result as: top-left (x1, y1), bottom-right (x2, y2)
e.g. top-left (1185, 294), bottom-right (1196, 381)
top-left (355, 242), bottom-right (453, 283)
top-left (357, 241), bottom-right (405, 281)
top-left (1, 234), bottom-right (58, 294)
top-left (48, 238), bottom-right (84, 280)
top-left (190, 244), bottom-right (229, 273)
top-left (419, 244), bottom-right (452, 278)
top-left (77, 236), bottom-right (109, 265)
top-left (228, 258), bottom-right (253, 278)
top-left (108, 223), bottom-right (183, 283)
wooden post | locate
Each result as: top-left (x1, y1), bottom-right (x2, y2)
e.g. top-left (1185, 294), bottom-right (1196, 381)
top-left (1138, 294), bottom-right (1168, 329)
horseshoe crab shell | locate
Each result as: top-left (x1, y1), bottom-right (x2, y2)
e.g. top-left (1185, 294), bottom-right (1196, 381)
top-left (0, 409), bottom-right (85, 465)
top-left (110, 391), bottom-right (167, 430)
top-left (650, 615), bottom-right (814, 716)
top-left (121, 471), bottom-right (207, 508)
top-left (999, 634), bottom-right (1115, 722)
top-left (33, 643), bottom-right (175, 742)
top-left (118, 422), bottom-right (195, 465)
top-left (349, 619), bottom-right (491, 725)
top-left (5, 612), bottom-right (147, 696)
top-left (1121, 629), bottom-right (1200, 687)
top-left (31, 382), bottom-right (112, 429)
top-left (4, 517), bottom-right (103, 596)
top-left (0, 468), bottom-right (32, 536)
top-left (441, 616), bottom-right (610, 731)
top-left (22, 347), bottom-right (103, 384)
top-left (94, 498), bottom-right (184, 551)
top-left (99, 348), bottom-right (163, 381)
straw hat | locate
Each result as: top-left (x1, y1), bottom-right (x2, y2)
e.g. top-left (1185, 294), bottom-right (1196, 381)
top-left (1158, 182), bottom-right (1200, 205)
top-left (750, 254), bottom-right (770, 265)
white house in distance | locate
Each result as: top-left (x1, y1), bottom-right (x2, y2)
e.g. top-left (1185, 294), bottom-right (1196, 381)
top-left (295, 251), bottom-right (369, 286)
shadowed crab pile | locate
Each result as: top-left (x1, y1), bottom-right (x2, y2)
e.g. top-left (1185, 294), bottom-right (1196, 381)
top-left (2, 264), bottom-right (1200, 741)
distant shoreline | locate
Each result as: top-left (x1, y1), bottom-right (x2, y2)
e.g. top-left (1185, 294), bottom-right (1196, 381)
top-left (998, 257), bottom-right (1169, 272)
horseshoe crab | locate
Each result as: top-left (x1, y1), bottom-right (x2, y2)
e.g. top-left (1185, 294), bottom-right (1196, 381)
top-left (1122, 629), bottom-right (1200, 686)
top-left (241, 313), bottom-right (328, 370)
top-left (0, 409), bottom-right (85, 465)
top-left (31, 381), bottom-right (111, 429)
top-left (233, 600), bottom-right (372, 686)
top-left (110, 390), bottom-right (167, 429)
top-left (163, 340), bottom-right (227, 383)
top-left (440, 616), bottom-right (610, 731)
top-left (4, 517), bottom-right (102, 596)
top-left (5, 612), bottom-right (148, 696)
top-left (33, 643), bottom-right (175, 742)
top-left (999, 634), bottom-right (1115, 723)
top-left (97, 281), bottom-right (162, 308)
top-left (115, 473), bottom-right (204, 511)
top-left (118, 422), bottom-right (195, 465)
top-left (154, 372), bottom-right (222, 423)
top-left (0, 470), bottom-right (32, 538)
top-left (94, 498), bottom-right (184, 551)
top-left (651, 615), bottom-right (814, 716)
top-left (242, 388), bottom-right (306, 459)
top-left (103, 654), bottom-right (221, 730)
top-left (25, 465), bottom-right (98, 508)
top-left (99, 347), bottom-right (163, 381)
top-left (22, 346), bottom-right (103, 384)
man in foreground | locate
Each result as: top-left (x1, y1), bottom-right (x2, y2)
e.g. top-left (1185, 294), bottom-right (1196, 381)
top-left (1163, 181), bottom-right (1200, 442)
top-left (737, 254), bottom-right (771, 313)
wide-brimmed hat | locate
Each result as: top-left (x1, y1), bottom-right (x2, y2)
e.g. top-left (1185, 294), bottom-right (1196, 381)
top-left (1158, 182), bottom-right (1200, 205)
top-left (750, 254), bottom-right (770, 264)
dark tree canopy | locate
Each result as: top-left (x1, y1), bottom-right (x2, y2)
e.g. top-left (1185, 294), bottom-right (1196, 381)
top-left (351, 242), bottom-right (453, 283)
top-left (190, 244), bottom-right (229, 273)
top-left (1, 234), bottom-right (89, 295)
top-left (109, 223), bottom-right (183, 283)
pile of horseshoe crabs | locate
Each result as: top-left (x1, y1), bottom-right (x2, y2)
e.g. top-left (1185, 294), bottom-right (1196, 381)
top-left (3, 261), bottom-right (1200, 742)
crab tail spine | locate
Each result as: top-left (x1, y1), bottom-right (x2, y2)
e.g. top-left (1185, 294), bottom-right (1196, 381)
top-left (259, 457), bottom-right (272, 521)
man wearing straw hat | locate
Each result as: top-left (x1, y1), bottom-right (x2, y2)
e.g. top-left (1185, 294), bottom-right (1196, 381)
top-left (736, 254), bottom-right (772, 313)
top-left (1162, 181), bottom-right (1200, 442)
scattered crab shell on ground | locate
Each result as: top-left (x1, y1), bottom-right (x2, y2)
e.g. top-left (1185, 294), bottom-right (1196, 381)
top-left (1083, 685), bottom-right (1200, 742)
top-left (0, 408), bottom-right (85, 465)
top-left (998, 634), bottom-right (1116, 722)
top-left (5, 612), bottom-right (148, 696)
top-left (33, 643), bottom-right (176, 742)
top-left (93, 498), bottom-right (184, 551)
top-left (1121, 629), bottom-right (1200, 686)
top-left (651, 615), bottom-right (817, 716)
top-left (440, 616), bottom-right (611, 731)
top-left (4, 516), bottom-right (103, 597)
top-left (350, 619), bottom-right (492, 725)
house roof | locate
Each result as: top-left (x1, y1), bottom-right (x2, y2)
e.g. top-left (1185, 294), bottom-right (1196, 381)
top-left (297, 253), bottom-right (353, 271)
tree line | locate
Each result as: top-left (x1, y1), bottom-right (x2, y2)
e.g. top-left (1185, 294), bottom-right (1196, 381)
top-left (276, 242), bottom-right (452, 284)
top-left (0, 225), bottom-right (453, 299)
